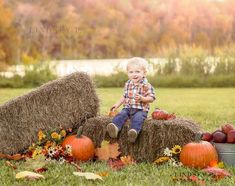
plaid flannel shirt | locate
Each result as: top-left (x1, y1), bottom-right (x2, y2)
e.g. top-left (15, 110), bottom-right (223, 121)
top-left (123, 78), bottom-right (155, 112)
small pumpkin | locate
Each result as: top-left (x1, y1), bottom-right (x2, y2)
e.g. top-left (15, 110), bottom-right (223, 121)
top-left (61, 127), bottom-right (95, 161)
top-left (108, 109), bottom-right (118, 117)
top-left (180, 133), bottom-right (218, 169)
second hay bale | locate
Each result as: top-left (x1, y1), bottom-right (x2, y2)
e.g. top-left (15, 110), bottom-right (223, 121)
top-left (82, 115), bottom-right (202, 162)
top-left (0, 72), bottom-right (99, 154)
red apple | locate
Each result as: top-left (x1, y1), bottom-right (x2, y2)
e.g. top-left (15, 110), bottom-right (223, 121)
top-left (213, 131), bottom-right (227, 143)
top-left (212, 129), bottom-right (222, 134)
top-left (151, 109), bottom-right (168, 120)
top-left (221, 123), bottom-right (235, 134)
top-left (201, 132), bottom-right (213, 142)
top-left (227, 130), bottom-right (235, 143)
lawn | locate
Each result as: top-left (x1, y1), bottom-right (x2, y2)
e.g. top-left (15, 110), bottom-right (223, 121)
top-left (0, 88), bottom-right (235, 185)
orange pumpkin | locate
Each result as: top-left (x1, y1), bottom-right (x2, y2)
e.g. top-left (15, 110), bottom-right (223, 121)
top-left (180, 140), bottom-right (218, 169)
top-left (108, 110), bottom-right (118, 117)
top-left (62, 127), bottom-right (95, 161)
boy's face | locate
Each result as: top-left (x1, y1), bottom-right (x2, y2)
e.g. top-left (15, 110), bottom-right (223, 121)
top-left (127, 65), bottom-right (145, 84)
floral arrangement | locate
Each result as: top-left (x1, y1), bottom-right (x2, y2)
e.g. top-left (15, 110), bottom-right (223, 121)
top-left (154, 145), bottom-right (182, 167)
top-left (25, 128), bottom-right (74, 163)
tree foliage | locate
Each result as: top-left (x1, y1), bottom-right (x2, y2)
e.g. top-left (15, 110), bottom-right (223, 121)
top-left (1, 0), bottom-right (235, 68)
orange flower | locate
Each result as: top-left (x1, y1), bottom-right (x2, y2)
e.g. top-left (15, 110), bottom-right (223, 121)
top-left (38, 130), bottom-right (46, 141)
top-left (44, 141), bottom-right (54, 150)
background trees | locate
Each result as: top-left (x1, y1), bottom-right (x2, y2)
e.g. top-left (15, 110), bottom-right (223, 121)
top-left (1, 0), bottom-right (235, 69)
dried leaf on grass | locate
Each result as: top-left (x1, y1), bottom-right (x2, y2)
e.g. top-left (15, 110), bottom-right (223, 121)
top-left (15, 171), bottom-right (45, 180)
top-left (0, 153), bottom-right (24, 160)
top-left (95, 141), bottom-right (121, 160)
top-left (108, 159), bottom-right (125, 171)
top-left (35, 167), bottom-right (48, 173)
top-left (120, 156), bottom-right (136, 165)
top-left (70, 162), bottom-right (82, 172)
top-left (5, 161), bottom-right (17, 169)
top-left (172, 175), bottom-right (205, 185)
top-left (108, 156), bottom-right (136, 171)
top-left (73, 172), bottom-right (103, 181)
top-left (202, 167), bottom-right (231, 179)
top-left (96, 172), bottom-right (109, 177)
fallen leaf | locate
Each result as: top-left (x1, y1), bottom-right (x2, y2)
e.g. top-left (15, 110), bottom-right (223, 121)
top-left (95, 141), bottom-right (121, 160)
top-left (96, 172), bottom-right (109, 177)
top-left (0, 153), bottom-right (24, 160)
top-left (108, 159), bottom-right (125, 170)
top-left (70, 162), bottom-right (82, 172)
top-left (120, 156), bottom-right (136, 165)
top-left (35, 167), bottom-right (48, 173)
top-left (5, 161), bottom-right (17, 169)
top-left (15, 171), bottom-right (45, 180)
top-left (73, 172), bottom-right (103, 181)
top-left (202, 167), bottom-right (231, 179)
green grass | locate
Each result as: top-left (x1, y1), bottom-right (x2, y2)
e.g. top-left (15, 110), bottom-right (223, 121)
top-left (1, 88), bottom-right (235, 185)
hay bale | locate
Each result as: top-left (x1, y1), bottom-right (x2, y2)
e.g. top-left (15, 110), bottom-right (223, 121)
top-left (0, 72), bottom-right (99, 154)
top-left (82, 115), bottom-right (202, 162)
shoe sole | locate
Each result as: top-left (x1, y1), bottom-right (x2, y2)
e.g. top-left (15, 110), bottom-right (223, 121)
top-left (128, 130), bottom-right (137, 143)
top-left (107, 124), bottom-right (118, 138)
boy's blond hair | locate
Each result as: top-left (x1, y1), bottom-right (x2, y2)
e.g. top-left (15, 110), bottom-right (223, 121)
top-left (126, 57), bottom-right (148, 73)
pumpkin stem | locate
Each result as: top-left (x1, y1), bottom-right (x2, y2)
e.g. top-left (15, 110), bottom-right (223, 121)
top-left (195, 132), bottom-right (203, 142)
top-left (77, 126), bottom-right (83, 138)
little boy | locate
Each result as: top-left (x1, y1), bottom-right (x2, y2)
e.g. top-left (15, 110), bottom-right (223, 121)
top-left (107, 57), bottom-right (155, 143)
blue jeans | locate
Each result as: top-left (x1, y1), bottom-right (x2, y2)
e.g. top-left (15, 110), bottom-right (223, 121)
top-left (112, 108), bottom-right (148, 133)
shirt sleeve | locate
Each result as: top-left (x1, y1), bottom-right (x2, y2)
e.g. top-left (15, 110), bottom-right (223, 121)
top-left (145, 83), bottom-right (156, 100)
top-left (123, 82), bottom-right (128, 98)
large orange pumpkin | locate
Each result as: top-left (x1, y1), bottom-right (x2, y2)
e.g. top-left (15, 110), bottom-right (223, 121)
top-left (61, 127), bottom-right (95, 161)
top-left (179, 140), bottom-right (218, 169)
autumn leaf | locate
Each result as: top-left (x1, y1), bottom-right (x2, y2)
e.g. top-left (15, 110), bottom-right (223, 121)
top-left (95, 141), bottom-right (121, 160)
top-left (35, 167), bottom-right (48, 173)
top-left (120, 156), bottom-right (136, 165)
top-left (0, 153), bottom-right (25, 161)
top-left (15, 171), bottom-right (45, 180)
top-left (202, 167), bottom-right (231, 179)
top-left (5, 161), bottom-right (17, 169)
top-left (96, 172), bottom-right (109, 177)
top-left (70, 162), bottom-right (82, 172)
top-left (108, 159), bottom-right (125, 171)
top-left (73, 172), bottom-right (103, 181)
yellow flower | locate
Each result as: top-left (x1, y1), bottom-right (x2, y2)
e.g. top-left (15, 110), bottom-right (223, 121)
top-left (51, 132), bottom-right (61, 140)
top-left (154, 156), bottom-right (170, 164)
top-left (32, 148), bottom-right (42, 159)
top-left (38, 130), bottom-right (46, 141)
top-left (60, 130), bottom-right (66, 137)
top-left (171, 145), bottom-right (181, 155)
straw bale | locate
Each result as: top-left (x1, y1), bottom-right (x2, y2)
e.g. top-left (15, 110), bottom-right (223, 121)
top-left (0, 72), bottom-right (99, 154)
top-left (82, 115), bottom-right (202, 162)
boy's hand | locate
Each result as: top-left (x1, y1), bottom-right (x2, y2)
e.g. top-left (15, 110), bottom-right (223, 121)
top-left (134, 94), bottom-right (142, 102)
top-left (110, 104), bottom-right (119, 111)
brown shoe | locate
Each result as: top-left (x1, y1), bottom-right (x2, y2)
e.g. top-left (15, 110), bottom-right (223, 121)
top-left (107, 123), bottom-right (119, 138)
top-left (128, 129), bottom-right (138, 143)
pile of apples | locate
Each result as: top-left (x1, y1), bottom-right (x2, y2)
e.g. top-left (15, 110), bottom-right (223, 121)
top-left (202, 123), bottom-right (235, 143)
